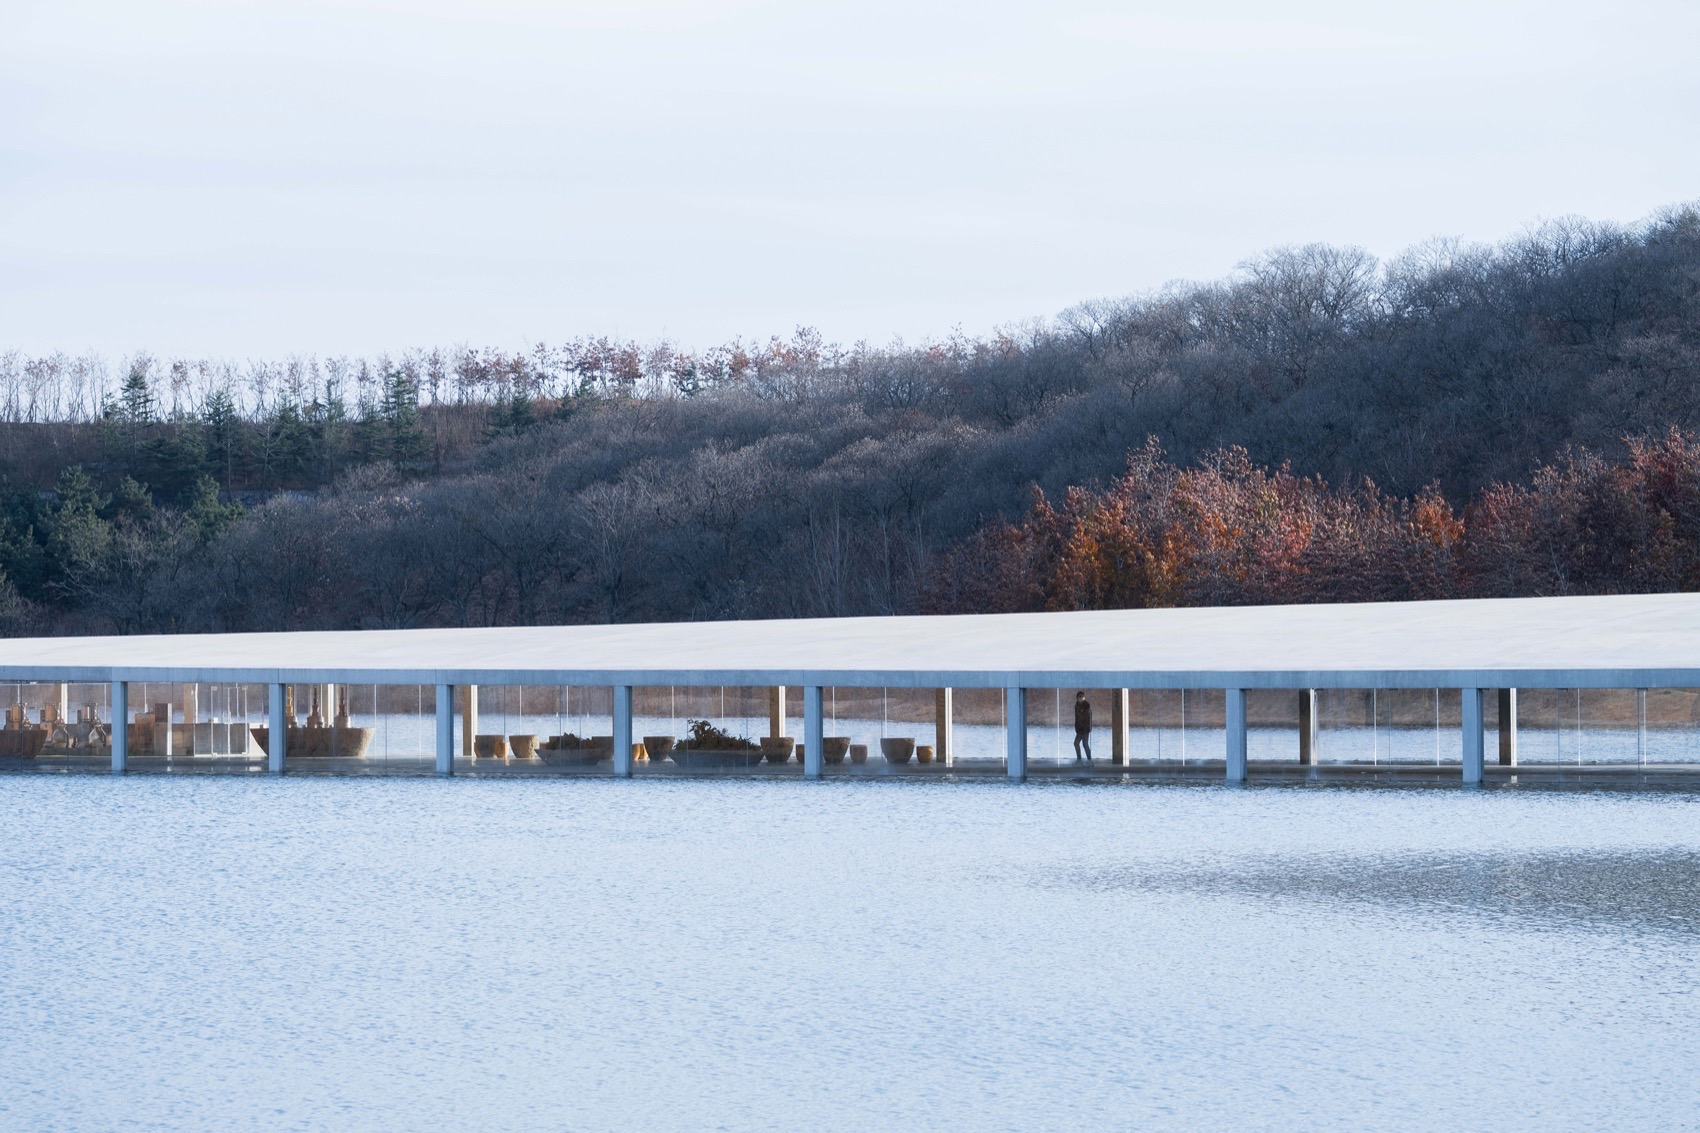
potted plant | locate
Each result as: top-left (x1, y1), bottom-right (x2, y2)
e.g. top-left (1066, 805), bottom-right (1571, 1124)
top-left (672, 719), bottom-right (767, 768)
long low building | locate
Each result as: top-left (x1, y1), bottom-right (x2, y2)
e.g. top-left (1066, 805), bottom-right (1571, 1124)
top-left (0, 591), bottom-right (1696, 783)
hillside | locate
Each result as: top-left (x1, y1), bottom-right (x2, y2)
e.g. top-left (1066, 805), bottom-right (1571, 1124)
top-left (2, 203), bottom-right (1697, 634)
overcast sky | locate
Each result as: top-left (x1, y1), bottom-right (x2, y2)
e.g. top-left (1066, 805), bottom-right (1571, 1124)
top-left (3, 0), bottom-right (1696, 357)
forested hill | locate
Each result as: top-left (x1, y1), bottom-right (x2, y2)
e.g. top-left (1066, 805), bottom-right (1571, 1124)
top-left (1, 203), bottom-right (1698, 635)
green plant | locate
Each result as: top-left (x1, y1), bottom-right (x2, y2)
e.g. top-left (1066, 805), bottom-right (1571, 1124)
top-left (683, 719), bottom-right (757, 750)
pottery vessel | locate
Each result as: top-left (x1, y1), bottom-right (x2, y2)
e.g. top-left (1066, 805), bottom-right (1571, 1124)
top-left (760, 736), bottom-right (796, 763)
top-left (509, 734), bottom-right (540, 759)
top-left (880, 738), bottom-right (916, 764)
top-left (822, 736), bottom-right (851, 764)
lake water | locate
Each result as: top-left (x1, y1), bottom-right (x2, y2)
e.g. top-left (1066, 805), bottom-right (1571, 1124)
top-left (2, 776), bottom-right (1697, 1130)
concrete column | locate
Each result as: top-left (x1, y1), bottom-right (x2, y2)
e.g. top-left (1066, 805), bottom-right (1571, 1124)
top-left (460, 684), bottom-right (478, 760)
top-left (1299, 689), bottom-right (1318, 765)
top-left (435, 684), bottom-right (454, 775)
top-left (1006, 686), bottom-right (1027, 781)
top-left (110, 681), bottom-right (127, 773)
top-left (55, 682), bottom-right (68, 727)
top-left (613, 685), bottom-right (634, 777)
top-left (1637, 688), bottom-right (1648, 766)
top-left (935, 687), bottom-right (953, 767)
top-left (1497, 688), bottom-right (1518, 766)
top-left (767, 686), bottom-right (787, 739)
top-left (1226, 688), bottom-right (1247, 783)
top-left (1462, 687), bottom-right (1485, 784)
top-left (1110, 689), bottom-right (1129, 764)
top-left (267, 682), bottom-right (286, 774)
top-left (803, 686), bottom-right (824, 780)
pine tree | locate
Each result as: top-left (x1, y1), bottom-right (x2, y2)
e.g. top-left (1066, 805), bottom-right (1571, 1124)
top-left (184, 475), bottom-right (243, 542)
top-left (487, 389), bottom-right (537, 441)
top-left (262, 400), bottom-right (310, 487)
top-left (202, 388), bottom-right (241, 489)
top-left (119, 368), bottom-right (154, 425)
top-left (380, 370), bottom-right (427, 464)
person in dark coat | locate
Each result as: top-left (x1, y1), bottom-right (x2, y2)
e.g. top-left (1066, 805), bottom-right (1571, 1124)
top-left (1073, 691), bottom-right (1093, 762)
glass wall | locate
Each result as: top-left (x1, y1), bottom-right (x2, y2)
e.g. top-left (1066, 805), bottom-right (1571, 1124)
top-left (0, 681), bottom-right (111, 768)
top-left (461, 684), bottom-right (612, 776)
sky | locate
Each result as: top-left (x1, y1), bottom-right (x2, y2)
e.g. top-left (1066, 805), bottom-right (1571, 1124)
top-left (2, 0), bottom-right (1696, 357)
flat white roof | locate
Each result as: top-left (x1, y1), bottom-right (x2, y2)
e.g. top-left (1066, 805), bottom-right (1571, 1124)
top-left (0, 592), bottom-right (1696, 689)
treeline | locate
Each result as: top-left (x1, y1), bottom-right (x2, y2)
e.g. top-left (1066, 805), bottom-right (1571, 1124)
top-left (1, 202), bottom-right (1698, 634)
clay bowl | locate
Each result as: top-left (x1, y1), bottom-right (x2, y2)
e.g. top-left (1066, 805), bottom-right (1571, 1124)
top-left (509, 734), bottom-right (540, 760)
top-left (849, 744), bottom-right (868, 765)
top-left (822, 736), bottom-right (851, 764)
top-left (880, 738), bottom-right (915, 764)
top-left (474, 734), bottom-right (509, 759)
top-left (916, 744), bottom-right (935, 764)
top-left (328, 726), bottom-right (375, 759)
top-left (760, 736), bottom-right (796, 763)
top-left (642, 736), bottom-right (676, 763)
top-left (537, 739), bottom-right (609, 766)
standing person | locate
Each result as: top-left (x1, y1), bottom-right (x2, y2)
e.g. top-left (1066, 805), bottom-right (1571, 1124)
top-left (1073, 691), bottom-right (1093, 762)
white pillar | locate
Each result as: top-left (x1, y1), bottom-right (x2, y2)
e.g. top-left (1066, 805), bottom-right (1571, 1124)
top-left (460, 684), bottom-right (478, 760)
top-left (1298, 689), bottom-right (1318, 765)
top-left (613, 685), bottom-right (633, 777)
top-left (267, 682), bottom-right (286, 774)
top-left (935, 687), bottom-right (953, 767)
top-left (1006, 686), bottom-right (1027, 781)
top-left (110, 681), bottom-right (127, 773)
top-left (1462, 687), bottom-right (1485, 784)
top-left (1497, 688), bottom-right (1518, 766)
top-left (1226, 688), bottom-right (1247, 783)
top-left (768, 686), bottom-right (787, 739)
top-left (435, 683), bottom-right (454, 775)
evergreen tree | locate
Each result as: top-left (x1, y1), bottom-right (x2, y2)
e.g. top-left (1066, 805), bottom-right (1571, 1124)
top-left (99, 365), bottom-right (157, 465)
top-left (380, 369), bottom-right (428, 464)
top-left (140, 419), bottom-right (210, 505)
top-left (487, 389), bottom-right (537, 441)
top-left (119, 368), bottom-right (154, 425)
top-left (202, 388), bottom-right (242, 490)
top-left (309, 379), bottom-right (351, 486)
top-left (111, 475), bottom-right (155, 522)
top-left (0, 479), bottom-right (49, 602)
top-left (41, 466), bottom-right (112, 601)
top-left (261, 400), bottom-right (311, 487)
top-left (184, 475), bottom-right (244, 543)
top-left (351, 401), bottom-right (387, 465)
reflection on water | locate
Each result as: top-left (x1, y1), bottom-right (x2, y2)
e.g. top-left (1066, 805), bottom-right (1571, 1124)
top-left (1070, 850), bottom-right (1700, 937)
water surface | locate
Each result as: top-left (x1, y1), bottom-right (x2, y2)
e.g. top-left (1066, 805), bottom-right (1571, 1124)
top-left (2, 778), bottom-right (1696, 1130)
